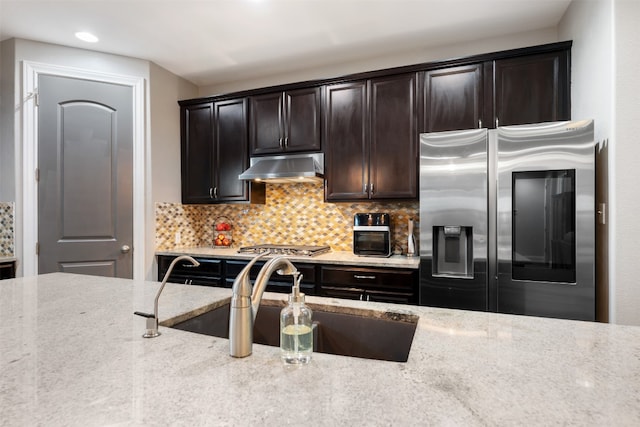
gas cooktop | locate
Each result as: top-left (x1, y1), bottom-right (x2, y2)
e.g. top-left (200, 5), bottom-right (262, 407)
top-left (237, 244), bottom-right (331, 257)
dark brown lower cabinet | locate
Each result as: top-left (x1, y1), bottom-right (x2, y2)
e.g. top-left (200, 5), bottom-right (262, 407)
top-left (156, 255), bottom-right (419, 304)
top-left (157, 255), bottom-right (318, 295)
top-left (225, 260), bottom-right (317, 295)
top-left (0, 260), bottom-right (16, 280)
top-left (319, 265), bottom-right (418, 305)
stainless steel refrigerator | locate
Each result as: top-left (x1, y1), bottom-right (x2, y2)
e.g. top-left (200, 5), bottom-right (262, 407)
top-left (419, 120), bottom-right (595, 321)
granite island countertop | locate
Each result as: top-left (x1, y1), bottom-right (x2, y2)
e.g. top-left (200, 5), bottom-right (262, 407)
top-left (1, 273), bottom-right (639, 426)
top-left (156, 247), bottom-right (420, 269)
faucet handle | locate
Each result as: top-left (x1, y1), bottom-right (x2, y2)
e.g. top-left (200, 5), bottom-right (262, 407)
top-left (134, 311), bottom-right (160, 338)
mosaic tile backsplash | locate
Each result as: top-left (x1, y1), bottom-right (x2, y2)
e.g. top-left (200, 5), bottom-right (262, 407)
top-left (0, 202), bottom-right (15, 257)
top-left (156, 182), bottom-right (419, 253)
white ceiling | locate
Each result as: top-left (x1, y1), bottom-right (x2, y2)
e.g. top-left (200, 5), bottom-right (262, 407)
top-left (0, 0), bottom-right (572, 87)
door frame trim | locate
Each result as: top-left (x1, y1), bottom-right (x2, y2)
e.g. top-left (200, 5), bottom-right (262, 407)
top-left (22, 61), bottom-right (145, 279)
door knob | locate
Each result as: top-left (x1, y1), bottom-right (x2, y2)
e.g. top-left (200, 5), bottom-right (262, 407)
top-left (121, 245), bottom-right (131, 254)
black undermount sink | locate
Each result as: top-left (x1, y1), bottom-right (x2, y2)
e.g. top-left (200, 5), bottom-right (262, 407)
top-left (169, 301), bottom-right (419, 362)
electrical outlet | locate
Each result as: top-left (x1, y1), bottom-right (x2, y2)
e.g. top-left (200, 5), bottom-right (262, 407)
top-left (174, 231), bottom-right (181, 245)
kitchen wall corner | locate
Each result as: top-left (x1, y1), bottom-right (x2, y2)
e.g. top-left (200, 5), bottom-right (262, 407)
top-left (155, 183), bottom-right (419, 253)
top-left (0, 202), bottom-right (15, 257)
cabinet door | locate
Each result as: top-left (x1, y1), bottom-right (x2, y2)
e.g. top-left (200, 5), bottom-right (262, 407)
top-left (284, 87), bottom-right (321, 152)
top-left (324, 81), bottom-right (369, 201)
top-left (249, 92), bottom-right (283, 155)
top-left (181, 102), bottom-right (215, 203)
top-left (214, 98), bottom-right (251, 202)
top-left (493, 50), bottom-right (570, 126)
top-left (369, 73), bottom-right (418, 199)
top-left (423, 64), bottom-right (484, 132)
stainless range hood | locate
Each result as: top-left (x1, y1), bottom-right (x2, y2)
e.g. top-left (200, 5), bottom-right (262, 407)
top-left (238, 153), bottom-right (324, 184)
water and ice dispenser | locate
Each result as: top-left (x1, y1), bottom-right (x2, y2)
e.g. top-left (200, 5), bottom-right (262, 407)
top-left (432, 226), bottom-right (473, 279)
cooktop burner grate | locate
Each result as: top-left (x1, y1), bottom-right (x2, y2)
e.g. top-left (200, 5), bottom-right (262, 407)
top-left (237, 244), bottom-right (331, 257)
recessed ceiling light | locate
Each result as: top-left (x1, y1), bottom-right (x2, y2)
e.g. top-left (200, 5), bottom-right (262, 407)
top-left (75, 32), bottom-right (99, 43)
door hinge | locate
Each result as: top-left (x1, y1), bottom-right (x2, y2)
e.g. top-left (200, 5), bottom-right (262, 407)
top-left (35, 168), bottom-right (40, 182)
top-left (36, 242), bottom-right (40, 255)
top-left (27, 88), bottom-right (39, 107)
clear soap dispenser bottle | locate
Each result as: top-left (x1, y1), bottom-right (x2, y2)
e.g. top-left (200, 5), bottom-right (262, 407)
top-left (280, 275), bottom-right (313, 364)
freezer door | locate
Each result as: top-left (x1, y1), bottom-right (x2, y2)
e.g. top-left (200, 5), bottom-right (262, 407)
top-left (419, 128), bottom-right (488, 310)
top-left (496, 120), bottom-right (595, 320)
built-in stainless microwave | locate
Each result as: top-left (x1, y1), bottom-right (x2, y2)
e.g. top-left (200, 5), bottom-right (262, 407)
top-left (353, 213), bottom-right (392, 257)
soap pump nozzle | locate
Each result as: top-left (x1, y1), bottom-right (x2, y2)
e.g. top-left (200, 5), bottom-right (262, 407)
top-left (290, 272), bottom-right (304, 303)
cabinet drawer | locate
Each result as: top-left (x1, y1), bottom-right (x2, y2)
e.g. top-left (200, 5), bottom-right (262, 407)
top-left (321, 265), bottom-right (416, 290)
top-left (366, 289), bottom-right (416, 304)
top-left (225, 260), bottom-right (317, 295)
top-left (319, 285), bottom-right (364, 301)
top-left (226, 260), bottom-right (316, 283)
top-left (319, 285), bottom-right (417, 305)
top-left (159, 256), bottom-right (222, 276)
top-left (157, 256), bottom-right (223, 279)
top-left (167, 273), bottom-right (224, 287)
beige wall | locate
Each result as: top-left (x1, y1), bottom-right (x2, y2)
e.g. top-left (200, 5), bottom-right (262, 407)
top-left (559, 0), bottom-right (614, 322)
top-left (613, 0), bottom-right (640, 326)
top-left (559, 0), bottom-right (640, 326)
top-left (147, 62), bottom-right (197, 279)
top-left (150, 62), bottom-right (197, 204)
top-left (199, 27), bottom-right (558, 96)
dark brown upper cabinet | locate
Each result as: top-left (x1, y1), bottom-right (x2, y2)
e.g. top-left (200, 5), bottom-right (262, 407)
top-left (249, 87), bottom-right (321, 155)
top-left (369, 73), bottom-right (418, 199)
top-left (423, 63), bottom-right (485, 133)
top-left (422, 47), bottom-right (570, 132)
top-left (180, 98), bottom-right (264, 204)
top-left (324, 81), bottom-right (368, 201)
top-left (325, 73), bottom-right (418, 201)
top-left (493, 50), bottom-right (570, 127)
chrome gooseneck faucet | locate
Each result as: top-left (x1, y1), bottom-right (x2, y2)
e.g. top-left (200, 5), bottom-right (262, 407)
top-left (134, 255), bottom-right (200, 338)
top-left (229, 252), bottom-right (299, 357)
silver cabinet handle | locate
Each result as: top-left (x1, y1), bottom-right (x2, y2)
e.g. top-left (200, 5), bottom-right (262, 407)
top-left (121, 245), bottom-right (131, 254)
top-left (478, 119), bottom-right (482, 128)
top-left (363, 183), bottom-right (368, 194)
top-left (209, 187), bottom-right (213, 198)
top-left (213, 187), bottom-right (218, 199)
top-left (495, 117), bottom-right (499, 128)
top-left (354, 275), bottom-right (376, 280)
top-left (284, 136), bottom-right (289, 147)
top-left (370, 183), bottom-right (374, 195)
top-left (279, 137), bottom-right (284, 148)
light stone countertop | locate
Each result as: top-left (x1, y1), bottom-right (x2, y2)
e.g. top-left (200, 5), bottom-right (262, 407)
top-left (157, 247), bottom-right (420, 269)
top-left (1, 272), bottom-right (639, 426)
